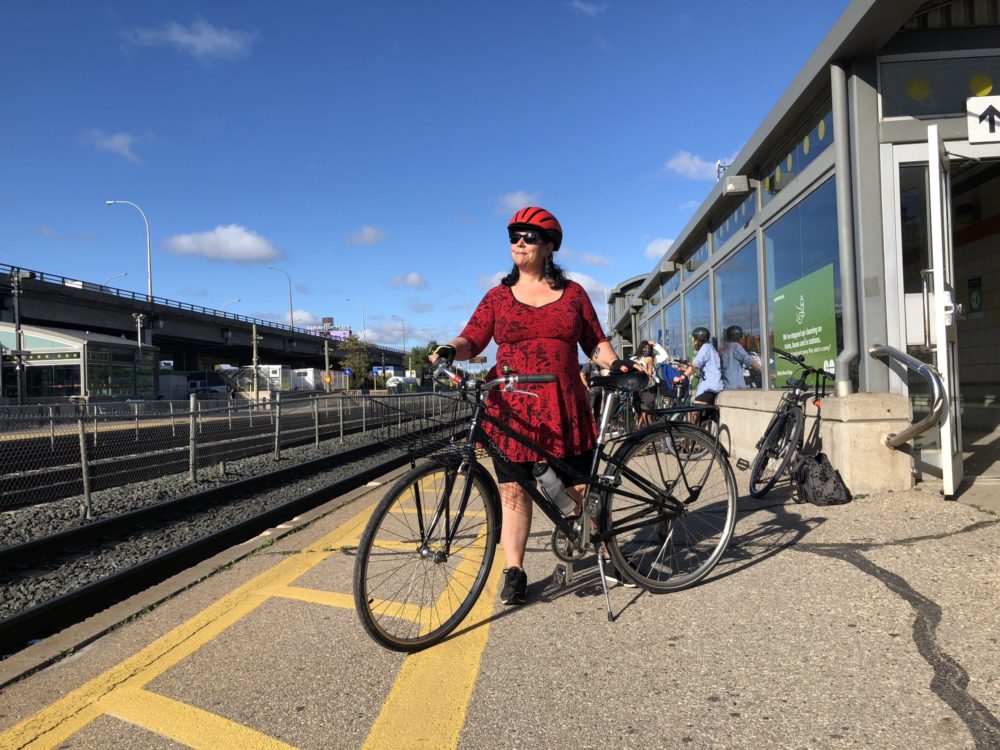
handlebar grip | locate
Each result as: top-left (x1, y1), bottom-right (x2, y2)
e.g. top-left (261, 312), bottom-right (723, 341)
top-left (516, 374), bottom-right (556, 384)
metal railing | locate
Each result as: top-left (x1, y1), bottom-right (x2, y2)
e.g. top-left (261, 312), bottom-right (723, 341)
top-left (867, 344), bottom-right (946, 448)
top-left (0, 391), bottom-right (468, 515)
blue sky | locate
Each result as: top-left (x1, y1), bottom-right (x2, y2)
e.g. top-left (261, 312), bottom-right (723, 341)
top-left (1, 1), bottom-right (850, 354)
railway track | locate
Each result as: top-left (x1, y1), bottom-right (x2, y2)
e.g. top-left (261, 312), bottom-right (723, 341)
top-left (0, 428), bottom-right (457, 661)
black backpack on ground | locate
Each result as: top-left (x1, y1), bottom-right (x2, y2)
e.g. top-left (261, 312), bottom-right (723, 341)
top-left (795, 452), bottom-right (852, 506)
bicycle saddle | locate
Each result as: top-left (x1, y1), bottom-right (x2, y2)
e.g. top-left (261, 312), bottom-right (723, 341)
top-left (589, 371), bottom-right (649, 393)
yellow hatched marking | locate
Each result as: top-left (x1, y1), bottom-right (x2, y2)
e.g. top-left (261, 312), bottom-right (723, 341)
top-left (362, 552), bottom-right (503, 749)
top-left (266, 584), bottom-right (358, 611)
top-left (0, 508), bottom-right (372, 749)
top-left (101, 688), bottom-right (295, 750)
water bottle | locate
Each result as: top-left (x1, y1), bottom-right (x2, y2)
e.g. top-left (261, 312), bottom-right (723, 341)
top-left (532, 462), bottom-right (577, 516)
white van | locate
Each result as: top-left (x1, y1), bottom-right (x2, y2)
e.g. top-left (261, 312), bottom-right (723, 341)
top-left (386, 376), bottom-right (419, 390)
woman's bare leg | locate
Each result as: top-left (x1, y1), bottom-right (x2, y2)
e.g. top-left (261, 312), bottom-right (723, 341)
top-left (498, 482), bottom-right (532, 569)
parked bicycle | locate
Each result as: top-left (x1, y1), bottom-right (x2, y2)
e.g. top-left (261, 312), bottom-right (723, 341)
top-left (353, 363), bottom-right (738, 651)
top-left (747, 346), bottom-right (833, 498)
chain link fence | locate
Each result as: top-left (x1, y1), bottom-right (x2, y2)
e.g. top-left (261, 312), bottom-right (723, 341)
top-left (0, 391), bottom-right (470, 514)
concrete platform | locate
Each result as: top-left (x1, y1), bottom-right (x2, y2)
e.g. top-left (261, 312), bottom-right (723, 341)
top-left (1, 466), bottom-right (998, 749)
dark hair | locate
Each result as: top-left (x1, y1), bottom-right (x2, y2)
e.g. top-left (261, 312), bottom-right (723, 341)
top-left (501, 253), bottom-right (568, 289)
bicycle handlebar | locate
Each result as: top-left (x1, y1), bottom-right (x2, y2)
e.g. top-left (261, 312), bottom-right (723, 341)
top-left (432, 361), bottom-right (555, 391)
top-left (771, 346), bottom-right (834, 380)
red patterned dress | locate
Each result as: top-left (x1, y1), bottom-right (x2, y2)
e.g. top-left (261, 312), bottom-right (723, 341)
top-left (458, 280), bottom-right (608, 462)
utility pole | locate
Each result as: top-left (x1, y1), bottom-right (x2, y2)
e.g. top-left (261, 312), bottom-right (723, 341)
top-left (132, 312), bottom-right (147, 353)
top-left (323, 338), bottom-right (330, 392)
top-left (252, 323), bottom-right (260, 401)
top-left (10, 268), bottom-right (27, 405)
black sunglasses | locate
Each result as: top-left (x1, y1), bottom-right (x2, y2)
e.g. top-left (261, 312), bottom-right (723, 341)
top-left (508, 230), bottom-right (544, 245)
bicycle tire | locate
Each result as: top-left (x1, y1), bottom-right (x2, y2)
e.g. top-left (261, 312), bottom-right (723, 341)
top-left (601, 423), bottom-right (737, 593)
top-left (353, 460), bottom-right (498, 651)
top-left (748, 406), bottom-right (804, 498)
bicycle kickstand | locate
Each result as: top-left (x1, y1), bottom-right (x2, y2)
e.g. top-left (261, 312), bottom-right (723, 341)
top-left (595, 555), bottom-right (615, 623)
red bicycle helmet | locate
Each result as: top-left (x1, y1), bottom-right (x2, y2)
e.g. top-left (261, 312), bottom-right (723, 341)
top-left (508, 206), bottom-right (563, 251)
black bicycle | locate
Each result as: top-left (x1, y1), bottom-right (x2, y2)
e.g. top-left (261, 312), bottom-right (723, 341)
top-left (747, 346), bottom-right (833, 498)
top-left (353, 363), bottom-right (738, 651)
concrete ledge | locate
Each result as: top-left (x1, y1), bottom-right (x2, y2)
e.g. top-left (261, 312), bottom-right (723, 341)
top-left (716, 390), bottom-right (914, 493)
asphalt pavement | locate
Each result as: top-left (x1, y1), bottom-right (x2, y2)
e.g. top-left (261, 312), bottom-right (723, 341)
top-left (1, 467), bottom-right (998, 749)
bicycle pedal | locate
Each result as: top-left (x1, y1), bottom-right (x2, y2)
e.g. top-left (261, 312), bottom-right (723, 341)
top-left (551, 562), bottom-right (575, 589)
top-left (736, 457), bottom-right (750, 471)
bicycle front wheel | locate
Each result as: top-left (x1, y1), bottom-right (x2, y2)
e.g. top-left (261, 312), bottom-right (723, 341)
top-left (353, 460), bottom-right (497, 651)
top-left (748, 406), bottom-right (804, 498)
top-left (601, 423), bottom-right (737, 593)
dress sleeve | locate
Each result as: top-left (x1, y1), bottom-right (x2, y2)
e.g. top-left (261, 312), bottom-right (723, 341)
top-left (575, 283), bottom-right (608, 357)
top-left (652, 342), bottom-right (669, 365)
top-left (458, 290), bottom-right (496, 357)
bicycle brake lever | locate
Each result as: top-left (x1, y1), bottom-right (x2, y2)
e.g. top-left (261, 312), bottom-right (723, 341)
top-left (503, 387), bottom-right (539, 398)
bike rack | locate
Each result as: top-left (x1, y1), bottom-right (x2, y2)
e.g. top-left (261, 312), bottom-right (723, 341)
top-left (867, 344), bottom-right (946, 449)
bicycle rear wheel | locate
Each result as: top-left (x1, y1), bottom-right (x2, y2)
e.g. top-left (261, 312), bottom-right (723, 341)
top-left (601, 423), bottom-right (737, 592)
top-left (748, 406), bottom-right (803, 498)
top-left (353, 460), bottom-right (497, 651)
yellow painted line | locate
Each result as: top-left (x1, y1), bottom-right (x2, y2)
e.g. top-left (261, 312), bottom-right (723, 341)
top-left (0, 507), bottom-right (373, 750)
top-left (101, 689), bottom-right (295, 750)
top-left (362, 552), bottom-right (504, 750)
top-left (267, 585), bottom-right (359, 612)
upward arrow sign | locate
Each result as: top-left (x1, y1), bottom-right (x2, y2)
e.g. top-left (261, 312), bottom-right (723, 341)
top-left (979, 104), bottom-right (1000, 133)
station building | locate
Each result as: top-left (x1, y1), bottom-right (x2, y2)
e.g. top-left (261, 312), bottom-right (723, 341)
top-left (0, 322), bottom-right (157, 403)
top-left (607, 0), bottom-right (1000, 496)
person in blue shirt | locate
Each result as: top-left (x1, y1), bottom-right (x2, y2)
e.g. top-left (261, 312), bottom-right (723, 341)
top-left (675, 327), bottom-right (723, 424)
top-left (720, 325), bottom-right (761, 389)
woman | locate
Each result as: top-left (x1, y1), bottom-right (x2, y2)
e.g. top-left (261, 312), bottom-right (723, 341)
top-left (429, 207), bottom-right (633, 605)
top-left (631, 341), bottom-right (658, 429)
top-left (676, 326), bottom-right (723, 423)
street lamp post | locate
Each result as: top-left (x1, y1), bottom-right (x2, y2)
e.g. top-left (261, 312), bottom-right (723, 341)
top-left (267, 267), bottom-right (294, 328)
top-left (345, 298), bottom-right (367, 344)
top-left (104, 271), bottom-right (127, 288)
top-left (221, 298), bottom-right (241, 313)
top-left (105, 200), bottom-right (152, 301)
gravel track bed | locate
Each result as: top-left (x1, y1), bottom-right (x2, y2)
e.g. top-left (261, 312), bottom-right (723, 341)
top-left (0, 435), bottom-right (408, 622)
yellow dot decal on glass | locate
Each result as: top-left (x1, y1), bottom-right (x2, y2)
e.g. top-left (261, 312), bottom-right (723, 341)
top-left (786, 154), bottom-right (793, 171)
top-left (970, 74), bottom-right (993, 96)
top-left (775, 166), bottom-right (781, 183)
top-left (803, 135), bottom-right (810, 155)
top-left (818, 120), bottom-right (826, 140)
top-left (907, 77), bottom-right (931, 101)
top-left (764, 176), bottom-right (771, 192)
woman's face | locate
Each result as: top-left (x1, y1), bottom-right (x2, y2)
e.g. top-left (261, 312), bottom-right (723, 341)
top-left (509, 229), bottom-right (552, 273)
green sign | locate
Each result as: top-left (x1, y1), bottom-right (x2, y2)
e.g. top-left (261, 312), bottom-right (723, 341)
top-left (968, 277), bottom-right (983, 317)
top-left (772, 263), bottom-right (837, 383)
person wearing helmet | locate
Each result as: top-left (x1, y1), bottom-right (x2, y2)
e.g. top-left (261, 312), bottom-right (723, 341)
top-left (428, 207), bottom-right (636, 604)
top-left (677, 326), bottom-right (723, 419)
top-left (720, 324), bottom-right (760, 389)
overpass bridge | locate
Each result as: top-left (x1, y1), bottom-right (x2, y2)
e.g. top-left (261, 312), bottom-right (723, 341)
top-left (0, 263), bottom-right (405, 373)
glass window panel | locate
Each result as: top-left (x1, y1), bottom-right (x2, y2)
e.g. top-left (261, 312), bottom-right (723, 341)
top-left (715, 240), bottom-right (762, 388)
top-left (661, 272), bottom-right (680, 299)
top-left (25, 365), bottom-right (81, 398)
top-left (683, 278), bottom-right (711, 360)
top-left (110, 364), bottom-right (134, 397)
top-left (763, 177), bottom-right (842, 387)
top-left (682, 242), bottom-right (709, 279)
top-left (762, 111), bottom-right (833, 206)
top-left (663, 301), bottom-right (684, 360)
top-left (712, 192), bottom-right (757, 250)
top-left (881, 56), bottom-right (1000, 118)
top-left (136, 365), bottom-right (155, 397)
top-left (88, 363), bottom-right (111, 396)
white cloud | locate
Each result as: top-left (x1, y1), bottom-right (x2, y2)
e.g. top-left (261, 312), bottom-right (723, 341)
top-left (123, 19), bottom-right (257, 61)
top-left (567, 271), bottom-right (610, 318)
top-left (497, 191), bottom-right (541, 214)
top-left (571, 1), bottom-right (607, 16)
top-left (645, 238), bottom-right (674, 260)
top-left (389, 272), bottom-right (427, 289)
top-left (84, 129), bottom-right (142, 163)
top-left (663, 150), bottom-right (718, 181)
top-left (581, 253), bottom-right (611, 267)
top-left (347, 225), bottom-right (387, 245)
top-left (408, 299), bottom-right (433, 314)
top-left (37, 225), bottom-right (98, 243)
top-left (163, 224), bottom-right (282, 263)
top-left (477, 271), bottom-right (505, 290)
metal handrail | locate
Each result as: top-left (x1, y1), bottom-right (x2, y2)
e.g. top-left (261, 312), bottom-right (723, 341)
top-left (868, 344), bottom-right (946, 448)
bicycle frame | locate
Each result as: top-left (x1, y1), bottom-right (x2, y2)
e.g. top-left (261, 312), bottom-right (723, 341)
top-left (427, 372), bottom-right (696, 563)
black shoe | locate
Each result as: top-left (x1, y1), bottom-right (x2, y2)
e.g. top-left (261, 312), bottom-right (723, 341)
top-left (501, 567), bottom-right (527, 605)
